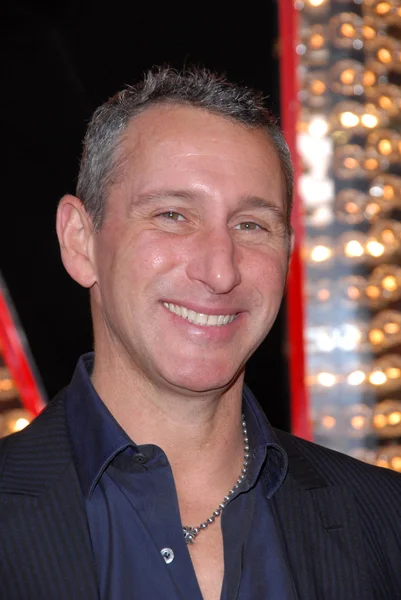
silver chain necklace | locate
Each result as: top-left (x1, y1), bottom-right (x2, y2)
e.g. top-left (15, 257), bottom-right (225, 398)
top-left (182, 414), bottom-right (249, 545)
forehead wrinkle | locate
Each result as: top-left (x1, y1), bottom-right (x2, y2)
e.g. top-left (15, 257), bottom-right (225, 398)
top-left (132, 188), bottom-right (204, 210)
top-left (238, 195), bottom-right (286, 221)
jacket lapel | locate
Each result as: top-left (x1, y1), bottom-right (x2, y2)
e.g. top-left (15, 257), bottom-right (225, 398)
top-left (0, 394), bottom-right (99, 600)
top-left (273, 431), bottom-right (374, 600)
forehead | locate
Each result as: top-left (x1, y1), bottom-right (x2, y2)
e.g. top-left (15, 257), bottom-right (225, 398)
top-left (117, 104), bottom-right (283, 198)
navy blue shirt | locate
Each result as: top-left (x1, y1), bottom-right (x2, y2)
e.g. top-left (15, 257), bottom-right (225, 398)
top-left (65, 354), bottom-right (297, 599)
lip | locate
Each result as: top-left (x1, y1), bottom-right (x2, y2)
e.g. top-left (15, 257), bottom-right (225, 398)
top-left (161, 299), bottom-right (244, 338)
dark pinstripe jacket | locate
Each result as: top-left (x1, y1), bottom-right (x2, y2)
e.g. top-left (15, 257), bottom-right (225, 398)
top-left (1, 390), bottom-right (401, 600)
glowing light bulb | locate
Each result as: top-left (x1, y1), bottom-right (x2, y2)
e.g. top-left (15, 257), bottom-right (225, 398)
top-left (370, 370), bottom-right (387, 385)
top-left (376, 1), bottom-right (391, 15)
top-left (335, 189), bottom-right (369, 225)
top-left (373, 400), bottom-right (401, 438)
top-left (369, 328), bottom-right (385, 345)
top-left (369, 311), bottom-right (401, 351)
top-left (391, 456), bottom-right (401, 472)
top-left (341, 68), bottom-right (356, 84)
top-left (387, 367), bottom-right (400, 379)
top-left (14, 418), bottom-right (30, 432)
top-left (308, 116), bottom-right (329, 138)
top-left (383, 185), bottom-right (395, 200)
top-left (317, 372), bottom-right (336, 387)
top-left (388, 411), bottom-right (401, 425)
top-left (345, 239), bottom-right (364, 258)
top-left (376, 456), bottom-right (389, 468)
top-left (347, 370), bottom-right (366, 385)
top-left (363, 69), bottom-right (376, 87)
top-left (330, 60), bottom-right (366, 95)
top-left (361, 113), bottom-right (379, 128)
top-left (373, 413), bottom-right (387, 428)
top-left (329, 13), bottom-right (363, 49)
top-left (365, 202), bottom-right (381, 219)
top-left (311, 79), bottom-right (326, 95)
top-left (3, 409), bottom-right (34, 436)
top-left (366, 285), bottom-right (381, 299)
top-left (310, 33), bottom-right (324, 50)
top-left (350, 415), bottom-right (365, 430)
top-left (0, 378), bottom-right (13, 391)
top-left (317, 288), bottom-right (330, 301)
top-left (311, 245), bottom-right (332, 262)
top-left (340, 111), bottom-right (359, 127)
top-left (347, 286), bottom-right (361, 300)
top-left (379, 95), bottom-right (393, 111)
top-left (382, 275), bottom-right (397, 291)
top-left (384, 321), bottom-right (400, 334)
top-left (334, 145), bottom-right (365, 179)
top-left (378, 139), bottom-right (392, 155)
top-left (378, 48), bottom-right (392, 64)
top-left (321, 415), bottom-right (336, 429)
top-left (366, 240), bottom-right (385, 257)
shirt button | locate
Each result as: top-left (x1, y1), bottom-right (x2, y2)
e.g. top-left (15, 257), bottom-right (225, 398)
top-left (160, 548), bottom-right (174, 564)
top-left (133, 453), bottom-right (148, 464)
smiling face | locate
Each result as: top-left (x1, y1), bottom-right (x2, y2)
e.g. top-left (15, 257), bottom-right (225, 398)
top-left (89, 104), bottom-right (291, 395)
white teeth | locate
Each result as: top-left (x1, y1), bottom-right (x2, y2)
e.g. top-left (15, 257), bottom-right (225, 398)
top-left (163, 302), bottom-right (236, 327)
top-left (207, 314), bottom-right (219, 326)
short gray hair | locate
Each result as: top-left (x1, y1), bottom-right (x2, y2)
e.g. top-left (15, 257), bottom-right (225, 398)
top-left (76, 66), bottom-right (293, 230)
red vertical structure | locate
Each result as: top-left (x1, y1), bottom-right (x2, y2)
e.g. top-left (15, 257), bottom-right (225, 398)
top-left (279, 0), bottom-right (312, 440)
top-left (0, 272), bottom-right (45, 437)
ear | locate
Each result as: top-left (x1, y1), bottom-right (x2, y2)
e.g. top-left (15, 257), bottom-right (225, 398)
top-left (56, 195), bottom-right (97, 288)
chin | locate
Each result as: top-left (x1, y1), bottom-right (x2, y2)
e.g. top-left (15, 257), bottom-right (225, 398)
top-left (162, 364), bottom-right (244, 396)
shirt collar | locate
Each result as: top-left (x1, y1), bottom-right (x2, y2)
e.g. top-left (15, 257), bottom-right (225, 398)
top-left (65, 353), bottom-right (135, 500)
top-left (242, 384), bottom-right (288, 497)
top-left (65, 353), bottom-right (288, 500)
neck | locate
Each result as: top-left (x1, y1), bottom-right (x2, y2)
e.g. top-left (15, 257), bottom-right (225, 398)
top-left (90, 349), bottom-right (246, 494)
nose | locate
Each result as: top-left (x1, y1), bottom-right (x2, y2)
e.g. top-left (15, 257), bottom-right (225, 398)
top-left (186, 227), bottom-right (242, 294)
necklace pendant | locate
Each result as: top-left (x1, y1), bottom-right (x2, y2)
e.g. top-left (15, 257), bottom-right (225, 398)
top-left (183, 526), bottom-right (197, 545)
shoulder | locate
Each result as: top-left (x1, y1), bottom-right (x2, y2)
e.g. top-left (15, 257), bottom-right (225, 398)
top-left (275, 428), bottom-right (401, 492)
top-left (0, 390), bottom-right (72, 492)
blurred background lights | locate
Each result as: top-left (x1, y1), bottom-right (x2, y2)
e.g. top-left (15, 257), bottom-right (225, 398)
top-left (347, 370), bottom-right (366, 386)
top-left (344, 238), bottom-right (365, 258)
top-left (369, 369), bottom-right (387, 385)
top-left (317, 372), bottom-right (337, 387)
top-left (341, 110), bottom-right (359, 128)
top-left (366, 240), bottom-right (385, 257)
top-left (296, 0), bottom-right (401, 468)
top-left (311, 244), bottom-right (332, 262)
top-left (2, 409), bottom-right (33, 437)
top-left (321, 415), bottom-right (336, 429)
top-left (308, 116), bottom-right (329, 138)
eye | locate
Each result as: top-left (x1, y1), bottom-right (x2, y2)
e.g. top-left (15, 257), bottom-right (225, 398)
top-left (158, 211), bottom-right (185, 221)
top-left (234, 222), bottom-right (263, 231)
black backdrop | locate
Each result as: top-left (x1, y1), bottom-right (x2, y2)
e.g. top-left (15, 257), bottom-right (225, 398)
top-left (2, 1), bottom-right (291, 431)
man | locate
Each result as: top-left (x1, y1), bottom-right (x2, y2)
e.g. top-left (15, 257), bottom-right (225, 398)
top-left (1, 67), bottom-right (400, 600)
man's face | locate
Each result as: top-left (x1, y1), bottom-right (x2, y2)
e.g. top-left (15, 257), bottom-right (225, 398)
top-left (90, 105), bottom-right (291, 394)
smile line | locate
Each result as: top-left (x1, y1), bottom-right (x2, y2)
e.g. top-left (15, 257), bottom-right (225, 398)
top-left (163, 302), bottom-right (237, 326)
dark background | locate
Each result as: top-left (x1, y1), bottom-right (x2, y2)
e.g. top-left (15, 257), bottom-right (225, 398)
top-left (2, 1), bottom-right (290, 430)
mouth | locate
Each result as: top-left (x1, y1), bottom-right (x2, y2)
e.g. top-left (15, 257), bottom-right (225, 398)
top-left (163, 302), bottom-right (237, 326)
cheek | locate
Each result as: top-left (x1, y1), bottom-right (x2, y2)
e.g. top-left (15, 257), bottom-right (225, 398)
top-left (245, 250), bottom-right (288, 304)
top-left (131, 232), bottom-right (185, 276)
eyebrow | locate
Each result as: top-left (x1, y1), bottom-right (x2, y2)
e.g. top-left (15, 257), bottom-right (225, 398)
top-left (238, 195), bottom-right (286, 221)
top-left (133, 189), bottom-right (286, 222)
top-left (134, 189), bottom-right (201, 208)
